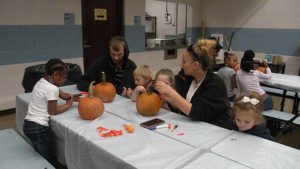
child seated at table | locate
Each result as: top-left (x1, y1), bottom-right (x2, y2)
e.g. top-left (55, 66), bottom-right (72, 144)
top-left (235, 50), bottom-right (273, 110)
top-left (244, 50), bottom-right (272, 79)
top-left (153, 69), bottom-right (175, 110)
top-left (122, 65), bottom-right (153, 101)
top-left (23, 58), bottom-right (79, 162)
top-left (229, 92), bottom-right (273, 140)
top-left (217, 52), bottom-right (238, 101)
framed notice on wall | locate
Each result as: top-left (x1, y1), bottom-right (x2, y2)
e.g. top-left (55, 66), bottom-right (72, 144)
top-left (145, 17), bottom-right (156, 33)
top-left (94, 8), bottom-right (107, 21)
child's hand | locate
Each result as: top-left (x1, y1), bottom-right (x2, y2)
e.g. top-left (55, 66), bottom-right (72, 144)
top-left (234, 64), bottom-right (240, 72)
top-left (66, 95), bottom-right (74, 106)
top-left (136, 86), bottom-right (146, 93)
top-left (261, 61), bottom-right (268, 67)
top-left (122, 87), bottom-right (133, 97)
top-left (73, 96), bottom-right (82, 102)
top-left (126, 88), bottom-right (133, 96)
top-left (121, 87), bottom-right (127, 96)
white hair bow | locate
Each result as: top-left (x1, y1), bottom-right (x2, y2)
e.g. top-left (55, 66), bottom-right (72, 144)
top-left (240, 96), bottom-right (260, 105)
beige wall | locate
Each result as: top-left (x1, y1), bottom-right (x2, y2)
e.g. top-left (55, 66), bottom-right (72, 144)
top-left (201, 0), bottom-right (300, 29)
top-left (124, 0), bottom-right (145, 25)
top-left (201, 0), bottom-right (300, 75)
top-left (0, 0), bottom-right (82, 25)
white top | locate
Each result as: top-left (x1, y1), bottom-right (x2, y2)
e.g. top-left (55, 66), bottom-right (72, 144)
top-left (25, 78), bottom-right (59, 126)
top-left (217, 67), bottom-right (236, 97)
top-left (186, 74), bottom-right (206, 102)
top-left (236, 69), bottom-right (267, 97)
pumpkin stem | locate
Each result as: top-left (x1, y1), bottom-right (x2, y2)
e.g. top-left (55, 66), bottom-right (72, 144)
top-left (145, 89), bottom-right (153, 95)
top-left (145, 85), bottom-right (156, 94)
top-left (88, 81), bottom-right (95, 97)
top-left (101, 71), bottom-right (106, 82)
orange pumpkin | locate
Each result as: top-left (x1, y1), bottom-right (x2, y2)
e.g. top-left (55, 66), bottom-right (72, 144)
top-left (78, 81), bottom-right (104, 120)
top-left (256, 66), bottom-right (267, 74)
top-left (136, 91), bottom-right (161, 116)
top-left (94, 72), bottom-right (116, 103)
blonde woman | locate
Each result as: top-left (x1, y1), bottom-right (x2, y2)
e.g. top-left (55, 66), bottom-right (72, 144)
top-left (155, 39), bottom-right (230, 127)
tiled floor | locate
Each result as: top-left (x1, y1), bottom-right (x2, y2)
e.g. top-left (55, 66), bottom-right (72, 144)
top-left (0, 109), bottom-right (16, 130)
top-left (272, 96), bottom-right (300, 149)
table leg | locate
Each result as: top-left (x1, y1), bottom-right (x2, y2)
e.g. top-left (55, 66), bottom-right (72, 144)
top-left (280, 90), bottom-right (287, 111)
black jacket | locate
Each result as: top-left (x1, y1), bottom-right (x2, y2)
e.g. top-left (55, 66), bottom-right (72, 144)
top-left (172, 70), bottom-right (230, 127)
top-left (77, 48), bottom-right (136, 95)
top-left (230, 122), bottom-right (273, 140)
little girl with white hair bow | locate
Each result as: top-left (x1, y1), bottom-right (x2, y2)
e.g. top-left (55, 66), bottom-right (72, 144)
top-left (228, 91), bottom-right (273, 140)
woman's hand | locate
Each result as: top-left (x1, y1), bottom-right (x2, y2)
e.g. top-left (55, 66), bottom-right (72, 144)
top-left (156, 80), bottom-right (192, 115)
top-left (155, 81), bottom-right (175, 102)
top-left (155, 81), bottom-right (173, 94)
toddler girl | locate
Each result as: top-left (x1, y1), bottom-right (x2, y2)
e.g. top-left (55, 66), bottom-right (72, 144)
top-left (230, 92), bottom-right (273, 140)
top-left (153, 69), bottom-right (175, 110)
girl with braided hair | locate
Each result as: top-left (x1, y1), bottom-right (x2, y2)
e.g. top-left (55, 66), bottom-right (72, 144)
top-left (23, 58), bottom-right (78, 162)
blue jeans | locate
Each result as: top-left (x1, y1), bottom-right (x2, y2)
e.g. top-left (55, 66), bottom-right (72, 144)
top-left (264, 95), bottom-right (273, 111)
top-left (23, 120), bottom-right (52, 161)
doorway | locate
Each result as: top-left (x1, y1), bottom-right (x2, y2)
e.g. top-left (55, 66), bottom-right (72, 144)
top-left (81, 0), bottom-right (124, 72)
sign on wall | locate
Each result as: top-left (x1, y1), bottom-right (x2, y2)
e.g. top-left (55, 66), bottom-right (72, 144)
top-left (94, 8), bottom-right (107, 21)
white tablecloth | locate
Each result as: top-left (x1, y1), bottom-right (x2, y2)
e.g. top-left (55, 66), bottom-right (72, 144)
top-left (211, 132), bottom-right (300, 169)
top-left (15, 85), bottom-right (300, 169)
top-left (183, 153), bottom-right (250, 169)
top-left (260, 73), bottom-right (300, 93)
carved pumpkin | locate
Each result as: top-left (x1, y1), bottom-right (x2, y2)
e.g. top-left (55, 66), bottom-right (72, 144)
top-left (136, 91), bottom-right (161, 116)
top-left (256, 66), bottom-right (267, 74)
top-left (94, 72), bottom-right (116, 103)
top-left (78, 81), bottom-right (104, 120)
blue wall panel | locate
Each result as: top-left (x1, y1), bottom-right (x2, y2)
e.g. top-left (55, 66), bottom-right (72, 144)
top-left (0, 25), bottom-right (82, 66)
top-left (125, 25), bottom-right (145, 53)
top-left (2, 25), bottom-right (298, 66)
top-left (205, 27), bottom-right (300, 57)
top-left (187, 27), bottom-right (201, 44)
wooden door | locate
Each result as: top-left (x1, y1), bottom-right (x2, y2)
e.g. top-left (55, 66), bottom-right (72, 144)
top-left (81, 0), bottom-right (124, 72)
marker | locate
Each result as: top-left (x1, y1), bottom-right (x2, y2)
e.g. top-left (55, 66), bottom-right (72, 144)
top-left (149, 124), bottom-right (169, 130)
top-left (172, 124), bottom-right (178, 132)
